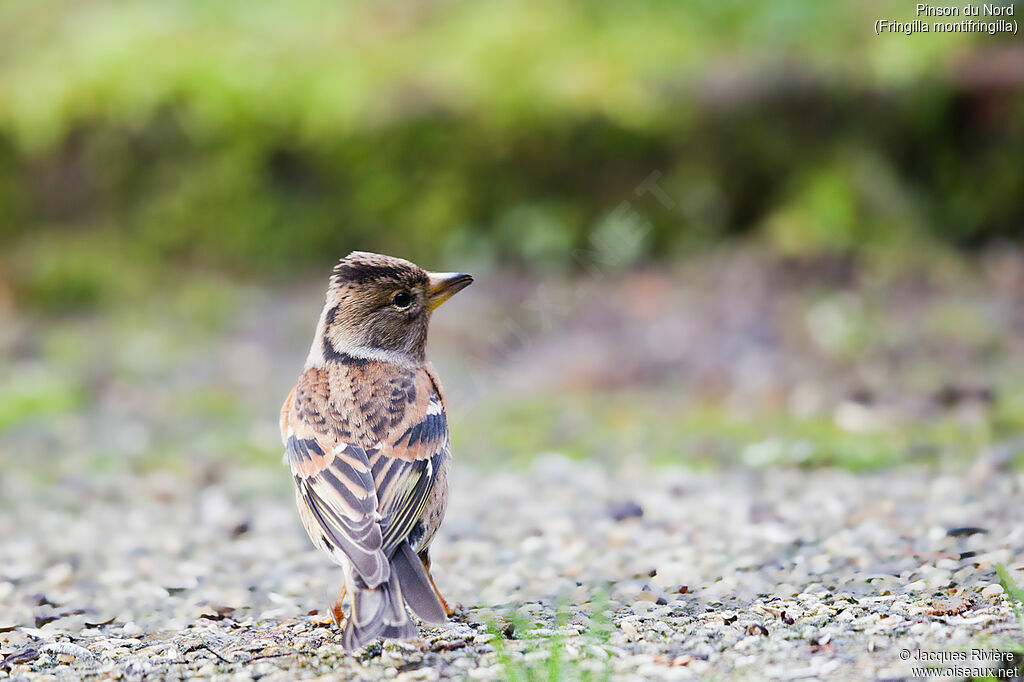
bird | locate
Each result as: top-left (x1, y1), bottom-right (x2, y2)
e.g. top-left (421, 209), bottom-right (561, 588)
top-left (279, 251), bottom-right (472, 650)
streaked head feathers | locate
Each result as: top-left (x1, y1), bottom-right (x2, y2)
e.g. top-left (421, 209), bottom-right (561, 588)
top-left (308, 251), bottom-right (472, 367)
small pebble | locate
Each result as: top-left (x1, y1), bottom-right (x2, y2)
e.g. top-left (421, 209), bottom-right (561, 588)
top-left (980, 584), bottom-right (1004, 598)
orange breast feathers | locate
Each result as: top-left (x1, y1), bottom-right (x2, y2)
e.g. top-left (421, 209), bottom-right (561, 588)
top-left (281, 360), bottom-right (448, 463)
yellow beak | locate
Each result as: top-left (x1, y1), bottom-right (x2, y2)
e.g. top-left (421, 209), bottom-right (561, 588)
top-left (426, 272), bottom-right (473, 311)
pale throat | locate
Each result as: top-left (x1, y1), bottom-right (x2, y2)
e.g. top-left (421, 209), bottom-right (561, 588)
top-left (304, 308), bottom-right (425, 370)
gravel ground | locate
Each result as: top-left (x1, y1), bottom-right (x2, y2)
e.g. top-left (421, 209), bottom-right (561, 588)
top-left (2, 458), bottom-right (1022, 681)
top-left (2, 257), bottom-right (1024, 679)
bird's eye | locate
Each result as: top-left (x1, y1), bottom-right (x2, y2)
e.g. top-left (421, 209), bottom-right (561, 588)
top-left (392, 291), bottom-right (413, 309)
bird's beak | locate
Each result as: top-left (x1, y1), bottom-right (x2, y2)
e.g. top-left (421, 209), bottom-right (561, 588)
top-left (426, 272), bottom-right (473, 311)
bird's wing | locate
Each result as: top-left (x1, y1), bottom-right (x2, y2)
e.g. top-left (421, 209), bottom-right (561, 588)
top-left (282, 362), bottom-right (449, 585)
top-left (369, 384), bottom-right (449, 555)
top-left (285, 425), bottom-right (389, 587)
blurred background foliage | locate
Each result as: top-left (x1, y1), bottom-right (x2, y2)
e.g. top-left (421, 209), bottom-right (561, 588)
top-left (1, 0), bottom-right (1023, 479)
top-left (0, 0), bottom-right (1022, 310)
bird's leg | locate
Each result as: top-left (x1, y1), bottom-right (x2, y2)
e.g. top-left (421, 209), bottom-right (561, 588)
top-left (418, 549), bottom-right (456, 616)
top-left (330, 585), bottom-right (347, 626)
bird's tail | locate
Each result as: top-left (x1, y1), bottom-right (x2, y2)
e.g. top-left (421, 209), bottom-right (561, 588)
top-left (340, 571), bottom-right (417, 651)
top-left (391, 541), bottom-right (447, 624)
top-left (339, 541), bottom-right (447, 651)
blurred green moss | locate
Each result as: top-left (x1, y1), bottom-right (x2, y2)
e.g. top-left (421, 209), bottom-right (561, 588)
top-left (0, 374), bottom-right (85, 432)
top-left (453, 389), bottom-right (1015, 472)
top-left (1, 0), bottom-right (1022, 309)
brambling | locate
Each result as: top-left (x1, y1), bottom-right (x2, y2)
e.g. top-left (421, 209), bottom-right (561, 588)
top-left (280, 251), bottom-right (472, 650)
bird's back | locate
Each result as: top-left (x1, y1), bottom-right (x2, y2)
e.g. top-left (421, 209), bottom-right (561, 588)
top-left (281, 357), bottom-right (451, 648)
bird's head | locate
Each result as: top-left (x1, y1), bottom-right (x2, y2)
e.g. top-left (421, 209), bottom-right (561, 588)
top-left (308, 251), bottom-right (473, 367)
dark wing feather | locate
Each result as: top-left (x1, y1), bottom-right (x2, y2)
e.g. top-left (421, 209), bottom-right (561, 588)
top-left (378, 449), bottom-right (447, 554)
top-left (286, 435), bottom-right (389, 587)
top-left (371, 394), bottom-right (450, 555)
